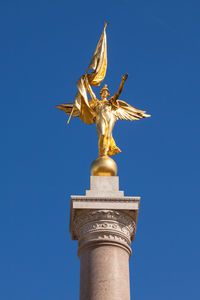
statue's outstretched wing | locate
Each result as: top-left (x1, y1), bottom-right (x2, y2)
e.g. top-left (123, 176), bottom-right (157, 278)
top-left (56, 101), bottom-right (96, 123)
top-left (56, 103), bottom-right (80, 117)
top-left (113, 100), bottom-right (151, 120)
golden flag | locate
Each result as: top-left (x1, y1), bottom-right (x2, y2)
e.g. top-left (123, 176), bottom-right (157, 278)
top-left (86, 23), bottom-right (108, 86)
top-left (73, 23), bottom-right (108, 124)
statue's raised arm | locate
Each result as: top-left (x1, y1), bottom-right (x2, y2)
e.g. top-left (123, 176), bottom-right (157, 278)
top-left (111, 73), bottom-right (128, 104)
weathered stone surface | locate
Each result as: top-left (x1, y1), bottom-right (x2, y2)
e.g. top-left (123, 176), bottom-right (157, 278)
top-left (80, 245), bottom-right (130, 300)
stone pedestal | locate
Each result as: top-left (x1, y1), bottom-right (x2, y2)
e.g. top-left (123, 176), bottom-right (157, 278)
top-left (70, 176), bottom-right (140, 300)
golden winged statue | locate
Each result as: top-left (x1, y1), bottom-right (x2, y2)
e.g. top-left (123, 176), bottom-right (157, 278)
top-left (56, 23), bottom-right (150, 175)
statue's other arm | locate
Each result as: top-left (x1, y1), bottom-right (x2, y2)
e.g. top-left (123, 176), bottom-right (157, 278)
top-left (111, 73), bottom-right (128, 104)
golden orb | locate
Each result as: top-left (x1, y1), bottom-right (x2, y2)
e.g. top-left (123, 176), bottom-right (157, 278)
top-left (90, 156), bottom-right (118, 176)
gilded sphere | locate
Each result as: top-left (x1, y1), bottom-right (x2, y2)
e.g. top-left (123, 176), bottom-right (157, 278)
top-left (90, 156), bottom-right (118, 176)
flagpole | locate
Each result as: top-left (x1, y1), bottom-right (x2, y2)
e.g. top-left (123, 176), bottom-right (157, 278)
top-left (67, 105), bottom-right (75, 125)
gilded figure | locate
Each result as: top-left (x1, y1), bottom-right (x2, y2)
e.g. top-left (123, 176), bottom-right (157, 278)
top-left (56, 23), bottom-right (150, 159)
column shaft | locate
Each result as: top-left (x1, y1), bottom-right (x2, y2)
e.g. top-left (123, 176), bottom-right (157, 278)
top-left (80, 245), bottom-right (130, 300)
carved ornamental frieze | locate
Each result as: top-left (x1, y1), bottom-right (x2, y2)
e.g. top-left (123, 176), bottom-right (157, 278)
top-left (71, 210), bottom-right (136, 256)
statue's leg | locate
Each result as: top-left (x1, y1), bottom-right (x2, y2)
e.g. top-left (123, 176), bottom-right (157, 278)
top-left (105, 116), bottom-right (116, 155)
top-left (98, 134), bottom-right (107, 156)
top-left (97, 120), bottom-right (107, 156)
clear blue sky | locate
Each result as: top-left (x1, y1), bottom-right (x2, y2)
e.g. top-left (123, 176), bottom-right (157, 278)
top-left (0, 0), bottom-right (200, 299)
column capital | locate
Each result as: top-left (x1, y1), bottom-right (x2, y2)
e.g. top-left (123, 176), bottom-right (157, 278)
top-left (70, 176), bottom-right (140, 257)
top-left (72, 209), bottom-right (137, 256)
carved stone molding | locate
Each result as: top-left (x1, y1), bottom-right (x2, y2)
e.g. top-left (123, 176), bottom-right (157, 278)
top-left (71, 210), bottom-right (136, 256)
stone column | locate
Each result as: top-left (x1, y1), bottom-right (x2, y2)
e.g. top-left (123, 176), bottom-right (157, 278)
top-left (70, 176), bottom-right (140, 300)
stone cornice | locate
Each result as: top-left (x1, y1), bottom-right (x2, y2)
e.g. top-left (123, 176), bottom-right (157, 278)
top-left (71, 196), bottom-right (140, 202)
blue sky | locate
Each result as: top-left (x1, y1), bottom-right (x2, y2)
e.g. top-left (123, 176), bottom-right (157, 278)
top-left (0, 0), bottom-right (200, 299)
